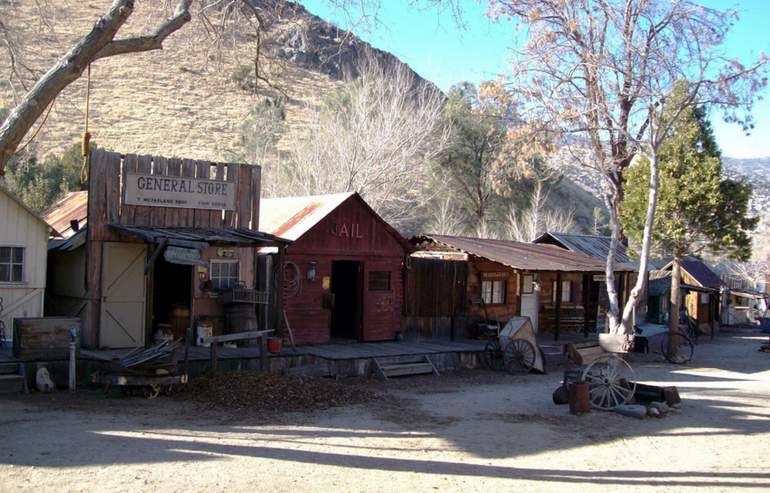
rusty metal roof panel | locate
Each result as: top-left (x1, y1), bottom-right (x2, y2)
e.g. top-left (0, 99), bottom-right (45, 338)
top-left (259, 192), bottom-right (356, 241)
top-left (420, 234), bottom-right (635, 272)
top-left (535, 232), bottom-right (637, 266)
top-left (42, 191), bottom-right (88, 239)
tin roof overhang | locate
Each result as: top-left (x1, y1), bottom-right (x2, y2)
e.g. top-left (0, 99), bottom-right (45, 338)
top-left (418, 234), bottom-right (636, 273)
top-left (109, 224), bottom-right (290, 248)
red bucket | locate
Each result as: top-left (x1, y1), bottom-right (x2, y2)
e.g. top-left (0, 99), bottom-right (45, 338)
top-left (266, 337), bottom-right (282, 354)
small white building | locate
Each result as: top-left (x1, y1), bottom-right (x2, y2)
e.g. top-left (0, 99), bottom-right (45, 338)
top-left (0, 185), bottom-right (54, 345)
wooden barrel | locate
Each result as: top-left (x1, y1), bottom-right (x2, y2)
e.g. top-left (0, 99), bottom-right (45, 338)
top-left (224, 303), bottom-right (258, 333)
top-left (169, 304), bottom-right (190, 340)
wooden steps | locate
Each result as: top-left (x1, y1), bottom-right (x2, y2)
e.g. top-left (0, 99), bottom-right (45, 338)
top-left (0, 363), bottom-right (27, 394)
top-left (373, 355), bottom-right (439, 380)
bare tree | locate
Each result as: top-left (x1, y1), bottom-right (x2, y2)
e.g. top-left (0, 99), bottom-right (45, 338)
top-left (276, 54), bottom-right (449, 229)
top-left (0, 0), bottom-right (389, 175)
top-left (427, 195), bottom-right (466, 236)
top-left (490, 0), bottom-right (768, 335)
top-left (506, 179), bottom-right (576, 242)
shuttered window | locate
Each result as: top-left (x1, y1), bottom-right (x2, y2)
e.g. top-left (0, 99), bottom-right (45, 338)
top-left (369, 271), bottom-right (391, 291)
top-left (0, 247), bottom-right (24, 283)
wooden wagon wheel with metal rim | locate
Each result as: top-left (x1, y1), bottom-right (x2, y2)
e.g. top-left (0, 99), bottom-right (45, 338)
top-left (503, 338), bottom-right (536, 374)
top-left (581, 354), bottom-right (636, 410)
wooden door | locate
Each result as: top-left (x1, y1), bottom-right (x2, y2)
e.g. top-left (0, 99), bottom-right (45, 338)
top-left (100, 242), bottom-right (147, 348)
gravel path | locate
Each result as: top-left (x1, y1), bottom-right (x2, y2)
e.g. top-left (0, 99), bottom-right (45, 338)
top-left (1, 330), bottom-right (769, 492)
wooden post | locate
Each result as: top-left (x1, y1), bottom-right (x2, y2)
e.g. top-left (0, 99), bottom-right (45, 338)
top-left (259, 335), bottom-right (267, 371)
top-left (209, 342), bottom-right (218, 376)
top-left (582, 274), bottom-right (591, 338)
top-left (554, 272), bottom-right (563, 341)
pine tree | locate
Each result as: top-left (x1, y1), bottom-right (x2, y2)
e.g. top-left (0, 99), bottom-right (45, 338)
top-left (621, 84), bottom-right (757, 343)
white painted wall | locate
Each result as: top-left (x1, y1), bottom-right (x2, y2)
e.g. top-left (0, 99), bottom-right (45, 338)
top-left (0, 189), bottom-right (49, 343)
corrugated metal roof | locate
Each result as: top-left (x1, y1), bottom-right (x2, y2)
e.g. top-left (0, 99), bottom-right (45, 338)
top-left (535, 232), bottom-right (637, 266)
top-left (659, 257), bottom-right (724, 289)
top-left (42, 191), bottom-right (88, 239)
top-left (110, 224), bottom-right (289, 247)
top-left (259, 192), bottom-right (355, 241)
top-left (0, 183), bottom-right (57, 234)
top-left (418, 234), bottom-right (635, 272)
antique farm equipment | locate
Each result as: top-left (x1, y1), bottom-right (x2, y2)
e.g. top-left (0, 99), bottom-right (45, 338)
top-left (500, 316), bottom-right (545, 374)
top-left (580, 333), bottom-right (637, 410)
top-left (94, 333), bottom-right (190, 399)
top-left (480, 316), bottom-right (545, 374)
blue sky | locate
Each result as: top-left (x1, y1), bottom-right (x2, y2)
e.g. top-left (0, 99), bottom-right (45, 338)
top-left (302, 0), bottom-right (770, 159)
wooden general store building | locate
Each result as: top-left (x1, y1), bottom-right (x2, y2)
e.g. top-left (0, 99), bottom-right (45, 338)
top-left (43, 150), bottom-right (285, 349)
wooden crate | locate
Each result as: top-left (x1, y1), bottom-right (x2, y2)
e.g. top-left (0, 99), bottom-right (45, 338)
top-left (12, 317), bottom-right (81, 360)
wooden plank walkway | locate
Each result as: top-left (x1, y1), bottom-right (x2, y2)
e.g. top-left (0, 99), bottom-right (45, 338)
top-left (300, 339), bottom-right (486, 360)
top-left (78, 339), bottom-right (486, 363)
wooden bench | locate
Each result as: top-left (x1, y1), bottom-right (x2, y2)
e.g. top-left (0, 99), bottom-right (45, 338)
top-left (202, 330), bottom-right (274, 375)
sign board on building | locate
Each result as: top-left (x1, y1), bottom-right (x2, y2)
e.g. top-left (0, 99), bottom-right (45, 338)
top-left (481, 271), bottom-right (510, 280)
top-left (164, 246), bottom-right (206, 266)
top-left (124, 173), bottom-right (236, 210)
top-left (593, 274), bottom-right (607, 282)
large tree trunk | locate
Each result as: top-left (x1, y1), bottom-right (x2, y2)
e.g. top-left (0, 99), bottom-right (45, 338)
top-left (606, 150), bottom-right (660, 335)
top-left (669, 247), bottom-right (682, 352)
top-left (0, 0), bottom-right (192, 174)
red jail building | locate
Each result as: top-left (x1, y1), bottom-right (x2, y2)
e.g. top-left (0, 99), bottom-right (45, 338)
top-left (259, 193), bottom-right (409, 344)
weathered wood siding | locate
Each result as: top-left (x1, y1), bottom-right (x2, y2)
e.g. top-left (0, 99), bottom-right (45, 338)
top-left (282, 196), bottom-right (406, 344)
top-left (0, 189), bottom-right (48, 339)
top-left (80, 150), bottom-right (262, 347)
top-left (402, 257), bottom-right (467, 338)
top-left (464, 258), bottom-right (520, 332)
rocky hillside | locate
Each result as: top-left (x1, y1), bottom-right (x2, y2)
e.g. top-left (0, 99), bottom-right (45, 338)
top-left (0, 0), bottom-right (433, 162)
top-left (722, 157), bottom-right (770, 215)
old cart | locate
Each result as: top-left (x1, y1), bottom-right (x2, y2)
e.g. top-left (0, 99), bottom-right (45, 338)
top-left (94, 336), bottom-right (190, 399)
top-left (579, 333), bottom-right (637, 410)
top-left (481, 316), bottom-right (546, 374)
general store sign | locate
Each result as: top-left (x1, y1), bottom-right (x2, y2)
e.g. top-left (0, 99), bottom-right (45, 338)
top-left (124, 173), bottom-right (236, 210)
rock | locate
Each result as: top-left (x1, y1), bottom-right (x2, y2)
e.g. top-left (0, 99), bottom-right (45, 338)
top-left (646, 406), bottom-right (661, 417)
top-left (649, 401), bottom-right (671, 415)
top-left (613, 404), bottom-right (647, 419)
top-left (552, 385), bottom-right (569, 405)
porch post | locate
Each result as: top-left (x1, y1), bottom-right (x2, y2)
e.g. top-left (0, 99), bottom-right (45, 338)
top-left (554, 272), bottom-right (562, 341)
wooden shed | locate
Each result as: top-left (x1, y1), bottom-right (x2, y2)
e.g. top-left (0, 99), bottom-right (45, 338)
top-left (259, 193), bottom-right (409, 345)
top-left (647, 257), bottom-right (722, 333)
top-left (411, 235), bottom-right (636, 340)
top-left (0, 185), bottom-right (54, 345)
top-left (43, 150), bottom-right (286, 349)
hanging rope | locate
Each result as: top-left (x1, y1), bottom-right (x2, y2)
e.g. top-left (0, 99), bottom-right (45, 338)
top-left (80, 64), bottom-right (92, 184)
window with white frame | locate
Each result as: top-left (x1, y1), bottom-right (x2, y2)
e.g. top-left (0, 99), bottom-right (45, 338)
top-left (210, 260), bottom-right (239, 290)
top-left (552, 280), bottom-right (572, 303)
top-left (700, 293), bottom-right (710, 304)
top-left (482, 279), bottom-right (506, 304)
top-left (0, 247), bottom-right (24, 283)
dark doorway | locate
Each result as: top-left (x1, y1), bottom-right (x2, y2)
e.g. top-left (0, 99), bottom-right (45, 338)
top-left (152, 257), bottom-right (193, 340)
top-left (583, 275), bottom-right (602, 332)
top-left (330, 260), bottom-right (363, 340)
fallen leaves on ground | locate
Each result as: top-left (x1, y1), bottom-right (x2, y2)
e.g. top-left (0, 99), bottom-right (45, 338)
top-left (175, 371), bottom-right (376, 413)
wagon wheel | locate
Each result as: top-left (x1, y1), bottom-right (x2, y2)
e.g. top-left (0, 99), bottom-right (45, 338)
top-left (482, 339), bottom-right (505, 371)
top-left (142, 384), bottom-right (161, 399)
top-left (661, 332), bottom-right (694, 365)
top-left (581, 354), bottom-right (636, 410)
top-left (503, 339), bottom-right (536, 374)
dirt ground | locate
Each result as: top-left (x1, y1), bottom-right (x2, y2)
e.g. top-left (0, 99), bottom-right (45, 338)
top-left (2, 331), bottom-right (769, 492)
